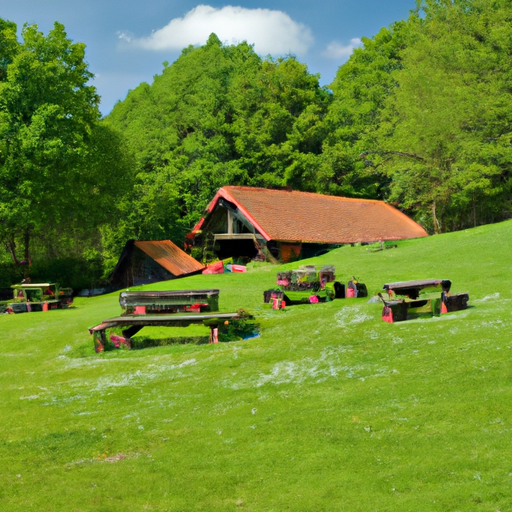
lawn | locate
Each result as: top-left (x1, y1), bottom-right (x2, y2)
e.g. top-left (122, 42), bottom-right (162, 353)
top-left (1, 220), bottom-right (512, 511)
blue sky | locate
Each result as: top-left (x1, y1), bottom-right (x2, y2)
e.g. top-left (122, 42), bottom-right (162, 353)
top-left (1, 1), bottom-right (416, 115)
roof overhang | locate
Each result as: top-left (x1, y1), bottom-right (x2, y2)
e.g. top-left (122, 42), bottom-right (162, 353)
top-left (190, 188), bottom-right (272, 242)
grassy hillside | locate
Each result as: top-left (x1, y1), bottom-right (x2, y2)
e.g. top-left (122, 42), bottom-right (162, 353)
top-left (2, 220), bottom-right (512, 511)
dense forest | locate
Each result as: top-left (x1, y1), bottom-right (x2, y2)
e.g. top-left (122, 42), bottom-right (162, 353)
top-left (1, 0), bottom-right (511, 288)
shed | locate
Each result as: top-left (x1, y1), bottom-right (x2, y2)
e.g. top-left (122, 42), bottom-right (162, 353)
top-left (110, 240), bottom-right (204, 288)
top-left (187, 186), bottom-right (428, 262)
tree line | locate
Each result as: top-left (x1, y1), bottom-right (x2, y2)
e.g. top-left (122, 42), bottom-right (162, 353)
top-left (1, 0), bottom-right (511, 288)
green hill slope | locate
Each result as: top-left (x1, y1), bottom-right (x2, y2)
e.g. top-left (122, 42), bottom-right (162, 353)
top-left (2, 220), bottom-right (512, 511)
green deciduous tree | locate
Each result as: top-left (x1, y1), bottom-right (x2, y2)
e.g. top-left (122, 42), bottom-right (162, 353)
top-left (231, 56), bottom-right (330, 191)
top-left (0, 20), bottom-right (132, 274)
top-left (375, 0), bottom-right (512, 232)
top-left (0, 19), bottom-right (17, 81)
top-left (106, 35), bottom-right (330, 248)
top-left (318, 21), bottom-right (410, 198)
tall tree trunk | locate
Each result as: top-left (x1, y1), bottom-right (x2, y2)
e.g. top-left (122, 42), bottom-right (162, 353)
top-left (24, 228), bottom-right (32, 267)
top-left (432, 200), bottom-right (441, 234)
top-left (6, 234), bottom-right (30, 280)
top-left (7, 236), bottom-right (21, 265)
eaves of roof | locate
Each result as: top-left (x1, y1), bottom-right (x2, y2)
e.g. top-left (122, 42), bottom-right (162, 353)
top-left (134, 240), bottom-right (204, 276)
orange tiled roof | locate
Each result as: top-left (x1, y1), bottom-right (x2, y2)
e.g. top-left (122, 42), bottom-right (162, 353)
top-left (134, 240), bottom-right (204, 276)
top-left (205, 186), bottom-right (427, 243)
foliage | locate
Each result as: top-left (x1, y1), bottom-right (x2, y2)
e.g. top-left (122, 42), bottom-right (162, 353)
top-left (374, 0), bottom-right (512, 232)
top-left (5, 2), bottom-right (512, 279)
top-left (317, 22), bottom-right (410, 198)
top-left (0, 19), bottom-right (133, 276)
top-left (218, 310), bottom-right (259, 341)
top-left (105, 34), bottom-right (330, 249)
top-left (1, 220), bottom-right (512, 510)
top-left (103, 3), bottom-right (512, 241)
top-left (0, 261), bottom-right (23, 287)
top-left (0, 18), bottom-right (17, 81)
top-left (29, 256), bottom-right (104, 290)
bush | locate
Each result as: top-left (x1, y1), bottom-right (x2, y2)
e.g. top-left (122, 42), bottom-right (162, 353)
top-left (0, 262), bottom-right (24, 287)
top-left (29, 257), bottom-right (105, 290)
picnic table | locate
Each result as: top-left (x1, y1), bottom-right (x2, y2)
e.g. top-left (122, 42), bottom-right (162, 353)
top-left (89, 311), bottom-right (242, 351)
top-left (119, 289), bottom-right (219, 315)
top-left (263, 265), bottom-right (366, 308)
top-left (2, 283), bottom-right (73, 313)
top-left (89, 288), bottom-right (255, 351)
top-left (379, 279), bottom-right (469, 322)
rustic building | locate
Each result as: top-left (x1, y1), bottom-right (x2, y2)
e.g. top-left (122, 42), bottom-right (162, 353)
top-left (110, 240), bottom-right (204, 288)
top-left (187, 186), bottom-right (428, 262)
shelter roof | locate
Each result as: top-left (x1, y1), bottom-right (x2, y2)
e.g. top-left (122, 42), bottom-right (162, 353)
top-left (134, 240), bottom-right (204, 276)
top-left (197, 186), bottom-right (428, 243)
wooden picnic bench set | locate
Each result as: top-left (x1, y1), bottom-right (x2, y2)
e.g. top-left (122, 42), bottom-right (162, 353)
top-left (263, 265), bottom-right (368, 308)
top-left (378, 279), bottom-right (469, 323)
top-left (88, 289), bottom-right (257, 352)
top-left (87, 270), bottom-right (470, 351)
top-left (0, 283), bottom-right (73, 314)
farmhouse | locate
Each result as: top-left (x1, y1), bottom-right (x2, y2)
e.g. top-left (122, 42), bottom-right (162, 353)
top-left (187, 186), bottom-right (428, 262)
top-left (110, 239), bottom-right (204, 288)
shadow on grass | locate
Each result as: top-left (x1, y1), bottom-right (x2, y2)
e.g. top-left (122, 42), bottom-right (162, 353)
top-left (130, 336), bottom-right (211, 349)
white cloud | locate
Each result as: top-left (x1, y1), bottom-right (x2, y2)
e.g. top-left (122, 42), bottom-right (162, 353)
top-left (120, 4), bottom-right (314, 57)
top-left (323, 38), bottom-right (362, 59)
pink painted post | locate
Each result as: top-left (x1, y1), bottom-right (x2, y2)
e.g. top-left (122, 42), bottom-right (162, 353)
top-left (209, 326), bottom-right (219, 344)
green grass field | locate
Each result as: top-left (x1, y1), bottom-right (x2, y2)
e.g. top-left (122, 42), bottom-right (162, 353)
top-left (2, 220), bottom-right (512, 511)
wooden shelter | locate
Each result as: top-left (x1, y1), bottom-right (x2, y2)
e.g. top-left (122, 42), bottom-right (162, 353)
top-left (110, 240), bottom-right (204, 288)
top-left (187, 186), bottom-right (428, 262)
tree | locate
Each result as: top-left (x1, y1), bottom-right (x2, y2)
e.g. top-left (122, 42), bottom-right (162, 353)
top-left (375, 0), bottom-right (512, 232)
top-left (318, 21), bottom-right (410, 198)
top-left (106, 35), bottom-right (330, 248)
top-left (231, 56), bottom-right (330, 190)
top-left (0, 20), bottom-right (126, 271)
top-left (0, 19), bottom-right (17, 81)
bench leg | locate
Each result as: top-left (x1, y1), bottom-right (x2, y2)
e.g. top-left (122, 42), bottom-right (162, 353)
top-left (209, 326), bottom-right (219, 344)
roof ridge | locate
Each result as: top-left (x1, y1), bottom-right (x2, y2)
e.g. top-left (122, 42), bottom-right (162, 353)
top-left (222, 186), bottom-right (384, 204)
